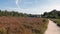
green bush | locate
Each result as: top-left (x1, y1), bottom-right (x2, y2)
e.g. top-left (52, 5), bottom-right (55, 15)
top-left (51, 19), bottom-right (60, 27)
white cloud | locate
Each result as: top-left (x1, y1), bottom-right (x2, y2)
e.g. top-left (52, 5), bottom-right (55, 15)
top-left (6, 4), bottom-right (60, 14)
top-left (41, 5), bottom-right (60, 13)
top-left (16, 0), bottom-right (19, 5)
top-left (15, 0), bottom-right (60, 14)
top-left (16, 0), bottom-right (24, 12)
top-left (16, 0), bottom-right (20, 8)
top-left (47, 5), bottom-right (60, 11)
top-left (15, 0), bottom-right (42, 14)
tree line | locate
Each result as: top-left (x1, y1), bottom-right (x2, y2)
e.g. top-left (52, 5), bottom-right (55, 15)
top-left (0, 10), bottom-right (40, 18)
top-left (1, 9), bottom-right (60, 18)
top-left (41, 9), bottom-right (60, 19)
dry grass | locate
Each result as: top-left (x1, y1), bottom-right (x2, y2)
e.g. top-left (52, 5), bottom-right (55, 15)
top-left (0, 16), bottom-right (48, 34)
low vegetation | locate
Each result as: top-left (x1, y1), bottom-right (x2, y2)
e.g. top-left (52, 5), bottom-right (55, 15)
top-left (41, 9), bottom-right (60, 19)
top-left (51, 19), bottom-right (60, 27)
top-left (0, 17), bottom-right (48, 34)
top-left (0, 10), bottom-right (49, 34)
top-left (42, 9), bottom-right (60, 27)
top-left (0, 10), bottom-right (40, 18)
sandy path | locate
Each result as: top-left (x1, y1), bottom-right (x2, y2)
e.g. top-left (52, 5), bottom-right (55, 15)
top-left (44, 20), bottom-right (60, 34)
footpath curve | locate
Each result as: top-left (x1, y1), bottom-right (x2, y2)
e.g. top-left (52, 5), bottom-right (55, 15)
top-left (44, 20), bottom-right (60, 34)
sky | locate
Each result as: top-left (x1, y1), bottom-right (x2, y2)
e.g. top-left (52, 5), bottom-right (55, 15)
top-left (0, 0), bottom-right (60, 14)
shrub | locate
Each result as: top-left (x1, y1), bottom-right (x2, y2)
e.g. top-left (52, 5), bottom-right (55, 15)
top-left (0, 27), bottom-right (7, 34)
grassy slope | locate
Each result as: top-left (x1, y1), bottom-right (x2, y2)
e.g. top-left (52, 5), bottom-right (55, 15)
top-left (0, 16), bottom-right (48, 34)
top-left (50, 19), bottom-right (60, 27)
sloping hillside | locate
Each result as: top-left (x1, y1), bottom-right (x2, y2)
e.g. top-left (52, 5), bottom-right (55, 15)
top-left (0, 16), bottom-right (48, 34)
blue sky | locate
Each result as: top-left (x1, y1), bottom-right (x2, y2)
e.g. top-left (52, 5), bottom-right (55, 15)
top-left (0, 0), bottom-right (60, 14)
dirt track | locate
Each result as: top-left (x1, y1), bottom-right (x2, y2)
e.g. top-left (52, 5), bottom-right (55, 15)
top-left (44, 20), bottom-right (60, 34)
